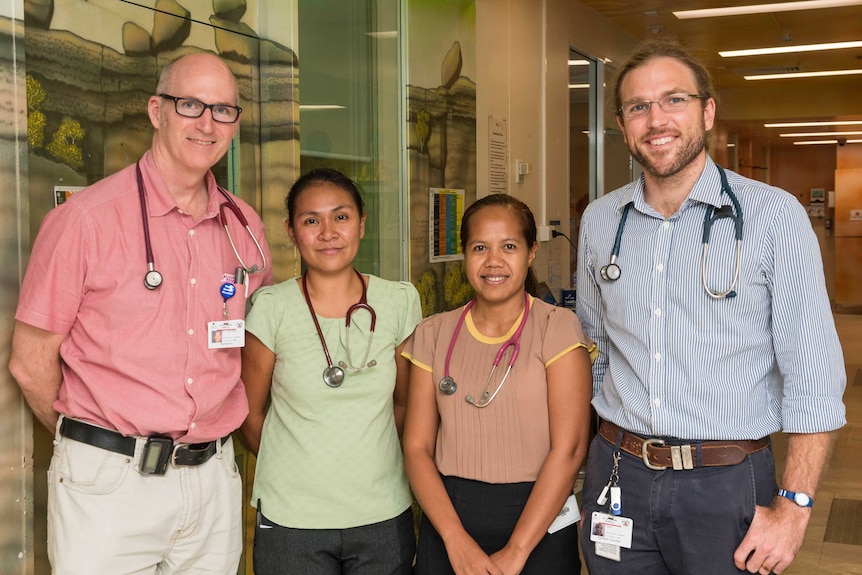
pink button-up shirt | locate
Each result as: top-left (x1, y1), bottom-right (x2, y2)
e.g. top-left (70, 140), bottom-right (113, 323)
top-left (16, 151), bottom-right (273, 442)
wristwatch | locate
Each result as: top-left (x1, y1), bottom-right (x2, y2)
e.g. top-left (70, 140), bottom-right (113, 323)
top-left (778, 489), bottom-right (814, 507)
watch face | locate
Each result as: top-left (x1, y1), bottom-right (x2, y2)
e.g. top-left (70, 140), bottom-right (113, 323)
top-left (795, 493), bottom-right (812, 506)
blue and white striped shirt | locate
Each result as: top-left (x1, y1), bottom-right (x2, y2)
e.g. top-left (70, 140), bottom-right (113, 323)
top-left (576, 156), bottom-right (846, 440)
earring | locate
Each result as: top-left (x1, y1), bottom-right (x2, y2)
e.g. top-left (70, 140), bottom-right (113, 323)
top-left (293, 245), bottom-right (299, 278)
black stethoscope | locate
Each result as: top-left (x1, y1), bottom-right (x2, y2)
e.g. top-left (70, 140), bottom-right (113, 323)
top-left (136, 162), bottom-right (267, 290)
top-left (438, 291), bottom-right (530, 408)
top-left (302, 269), bottom-right (378, 388)
top-left (601, 165), bottom-right (743, 299)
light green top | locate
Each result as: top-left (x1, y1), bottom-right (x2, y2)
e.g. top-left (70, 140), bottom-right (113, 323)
top-left (246, 275), bottom-right (422, 528)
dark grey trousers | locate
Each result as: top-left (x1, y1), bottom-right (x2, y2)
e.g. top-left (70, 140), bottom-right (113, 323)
top-left (253, 507), bottom-right (415, 575)
top-left (580, 432), bottom-right (777, 575)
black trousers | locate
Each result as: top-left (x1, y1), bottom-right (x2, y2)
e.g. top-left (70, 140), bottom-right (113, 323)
top-left (415, 476), bottom-right (581, 574)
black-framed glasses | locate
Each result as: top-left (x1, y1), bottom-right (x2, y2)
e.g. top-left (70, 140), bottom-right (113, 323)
top-left (159, 94), bottom-right (242, 124)
top-left (619, 93), bottom-right (702, 119)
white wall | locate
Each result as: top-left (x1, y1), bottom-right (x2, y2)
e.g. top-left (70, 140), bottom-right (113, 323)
top-left (475, 0), bottom-right (636, 293)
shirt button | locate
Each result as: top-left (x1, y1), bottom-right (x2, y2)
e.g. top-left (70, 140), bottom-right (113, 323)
top-left (654, 398), bottom-right (661, 407)
top-left (189, 229), bottom-right (195, 237)
top-left (662, 221), bottom-right (670, 230)
top-left (188, 329), bottom-right (194, 336)
top-left (187, 378), bottom-right (193, 385)
top-left (190, 422), bottom-right (196, 429)
top-left (654, 352), bottom-right (661, 361)
top-left (654, 308), bottom-right (661, 316)
top-left (190, 278), bottom-right (197, 285)
top-left (656, 263), bottom-right (664, 272)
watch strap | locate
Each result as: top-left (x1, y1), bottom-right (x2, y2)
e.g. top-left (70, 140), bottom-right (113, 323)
top-left (778, 488), bottom-right (814, 507)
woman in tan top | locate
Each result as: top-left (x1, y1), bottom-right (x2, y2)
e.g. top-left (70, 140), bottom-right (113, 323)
top-left (403, 194), bottom-right (595, 574)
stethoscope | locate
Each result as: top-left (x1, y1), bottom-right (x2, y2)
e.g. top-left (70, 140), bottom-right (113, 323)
top-left (601, 165), bottom-right (743, 300)
top-left (438, 291), bottom-right (530, 408)
top-left (136, 162), bottom-right (267, 290)
top-left (302, 269), bottom-right (377, 388)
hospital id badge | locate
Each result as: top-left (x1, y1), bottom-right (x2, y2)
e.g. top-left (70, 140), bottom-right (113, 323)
top-left (208, 319), bottom-right (245, 349)
top-left (590, 511), bottom-right (633, 548)
top-left (548, 494), bottom-right (580, 534)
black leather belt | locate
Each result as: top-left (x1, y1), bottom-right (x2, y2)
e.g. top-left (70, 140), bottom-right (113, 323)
top-left (59, 418), bottom-right (228, 469)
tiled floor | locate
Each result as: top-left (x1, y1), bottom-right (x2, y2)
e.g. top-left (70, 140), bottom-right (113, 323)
top-left (779, 220), bottom-right (862, 574)
top-left (779, 311), bottom-right (862, 575)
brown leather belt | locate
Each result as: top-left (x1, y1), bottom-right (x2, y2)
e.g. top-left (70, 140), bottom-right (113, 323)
top-left (599, 420), bottom-right (769, 470)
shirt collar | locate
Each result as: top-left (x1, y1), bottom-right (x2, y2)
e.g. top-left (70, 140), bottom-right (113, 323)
top-left (138, 150), bottom-right (223, 219)
top-left (616, 155), bottom-right (728, 217)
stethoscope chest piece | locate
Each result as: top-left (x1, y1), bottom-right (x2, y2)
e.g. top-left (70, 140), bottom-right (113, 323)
top-left (144, 268), bottom-right (163, 290)
top-left (438, 376), bottom-right (457, 395)
top-left (600, 262), bottom-right (621, 282)
top-left (323, 365), bottom-right (345, 388)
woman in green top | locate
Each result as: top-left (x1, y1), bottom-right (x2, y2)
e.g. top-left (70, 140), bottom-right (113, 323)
top-left (241, 168), bottom-right (422, 574)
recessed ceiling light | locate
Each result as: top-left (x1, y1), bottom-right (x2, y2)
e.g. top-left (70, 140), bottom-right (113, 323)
top-left (367, 31), bottom-right (398, 39)
top-left (745, 68), bottom-right (862, 80)
top-left (727, 143), bottom-right (736, 147)
top-left (568, 84), bottom-right (590, 89)
top-left (780, 130), bottom-right (862, 137)
top-left (568, 59), bottom-right (589, 66)
top-left (765, 120), bottom-right (862, 127)
top-left (675, 0), bottom-right (862, 19)
top-left (720, 40), bottom-right (862, 57)
top-left (299, 105), bottom-right (346, 110)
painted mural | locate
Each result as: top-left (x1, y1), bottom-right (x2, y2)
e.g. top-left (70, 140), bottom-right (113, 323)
top-left (13, 2), bottom-right (301, 573)
top-left (407, 0), bottom-right (477, 316)
top-left (22, 0), bottom-right (299, 281)
top-left (1, 6), bottom-right (32, 572)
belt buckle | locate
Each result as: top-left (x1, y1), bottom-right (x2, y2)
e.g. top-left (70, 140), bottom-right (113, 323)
top-left (642, 438), bottom-right (667, 470)
top-left (170, 442), bottom-right (186, 468)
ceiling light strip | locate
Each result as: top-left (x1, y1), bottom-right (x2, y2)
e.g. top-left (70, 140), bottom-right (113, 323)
top-left (765, 120), bottom-right (862, 127)
top-left (720, 40), bottom-right (862, 57)
top-left (780, 130), bottom-right (862, 137)
top-left (745, 68), bottom-right (862, 80)
top-left (794, 139), bottom-right (862, 145)
top-left (675, 0), bottom-right (862, 19)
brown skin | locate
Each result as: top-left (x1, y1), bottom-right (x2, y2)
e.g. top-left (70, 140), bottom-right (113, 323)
top-left (240, 182), bottom-right (411, 455)
top-left (403, 206), bottom-right (593, 574)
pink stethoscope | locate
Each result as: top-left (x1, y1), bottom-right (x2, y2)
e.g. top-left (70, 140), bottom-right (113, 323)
top-left (438, 291), bottom-right (530, 408)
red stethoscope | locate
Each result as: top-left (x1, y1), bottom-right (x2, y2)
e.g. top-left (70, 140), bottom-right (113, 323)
top-left (136, 161), bottom-right (267, 290)
top-left (438, 291), bottom-right (530, 408)
top-left (302, 268), bottom-right (378, 388)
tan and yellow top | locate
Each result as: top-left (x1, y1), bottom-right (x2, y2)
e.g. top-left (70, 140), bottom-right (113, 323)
top-left (404, 296), bottom-right (596, 484)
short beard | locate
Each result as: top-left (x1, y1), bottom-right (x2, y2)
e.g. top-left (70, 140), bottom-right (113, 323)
top-left (630, 125), bottom-right (707, 179)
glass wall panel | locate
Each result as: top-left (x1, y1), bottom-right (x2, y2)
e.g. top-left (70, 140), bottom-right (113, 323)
top-left (567, 48), bottom-right (595, 288)
top-left (297, 0), bottom-right (403, 280)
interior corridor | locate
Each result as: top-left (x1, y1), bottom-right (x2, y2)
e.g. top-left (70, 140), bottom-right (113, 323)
top-left (777, 219), bottom-right (862, 575)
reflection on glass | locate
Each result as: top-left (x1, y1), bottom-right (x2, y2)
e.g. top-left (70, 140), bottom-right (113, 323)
top-left (298, 0), bottom-right (403, 280)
